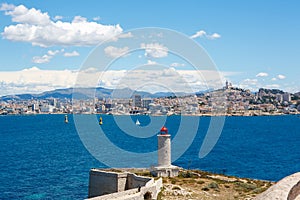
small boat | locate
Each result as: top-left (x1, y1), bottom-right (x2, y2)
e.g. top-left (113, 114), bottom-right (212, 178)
top-left (64, 115), bottom-right (68, 123)
top-left (99, 117), bottom-right (103, 125)
top-left (135, 119), bottom-right (140, 126)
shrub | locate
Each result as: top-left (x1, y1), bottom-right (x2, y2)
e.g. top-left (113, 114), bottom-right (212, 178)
top-left (208, 182), bottom-right (219, 189)
top-left (235, 182), bottom-right (257, 192)
top-left (201, 182), bottom-right (219, 192)
top-left (178, 171), bottom-right (195, 178)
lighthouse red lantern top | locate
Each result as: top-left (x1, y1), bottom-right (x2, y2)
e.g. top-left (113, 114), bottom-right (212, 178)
top-left (160, 126), bottom-right (168, 135)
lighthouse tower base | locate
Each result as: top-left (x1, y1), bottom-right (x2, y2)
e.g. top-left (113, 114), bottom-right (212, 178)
top-left (150, 165), bottom-right (180, 177)
top-left (151, 128), bottom-right (180, 177)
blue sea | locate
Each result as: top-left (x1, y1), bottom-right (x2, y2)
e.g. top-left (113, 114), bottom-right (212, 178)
top-left (1, 114), bottom-right (300, 199)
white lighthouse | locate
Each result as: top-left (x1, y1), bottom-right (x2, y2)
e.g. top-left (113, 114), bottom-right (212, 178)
top-left (151, 126), bottom-right (179, 177)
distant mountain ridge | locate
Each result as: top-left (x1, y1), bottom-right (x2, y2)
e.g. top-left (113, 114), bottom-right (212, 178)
top-left (1, 87), bottom-right (299, 101)
top-left (0, 87), bottom-right (191, 101)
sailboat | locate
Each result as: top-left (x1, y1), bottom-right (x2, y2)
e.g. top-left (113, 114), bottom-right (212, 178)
top-left (64, 115), bottom-right (68, 123)
top-left (99, 117), bottom-right (103, 125)
top-left (135, 119), bottom-right (140, 126)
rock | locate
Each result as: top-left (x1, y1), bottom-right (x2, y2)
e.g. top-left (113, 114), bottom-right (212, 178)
top-left (164, 184), bottom-right (192, 197)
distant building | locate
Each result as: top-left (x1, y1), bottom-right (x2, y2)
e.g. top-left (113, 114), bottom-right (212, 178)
top-left (225, 80), bottom-right (232, 89)
top-left (283, 92), bottom-right (291, 102)
top-left (276, 94), bottom-right (283, 103)
top-left (99, 104), bottom-right (105, 113)
top-left (40, 105), bottom-right (55, 113)
top-left (49, 98), bottom-right (57, 107)
top-left (133, 95), bottom-right (142, 108)
top-left (31, 104), bottom-right (39, 112)
top-left (149, 103), bottom-right (162, 114)
top-left (142, 98), bottom-right (153, 109)
top-left (104, 103), bottom-right (113, 110)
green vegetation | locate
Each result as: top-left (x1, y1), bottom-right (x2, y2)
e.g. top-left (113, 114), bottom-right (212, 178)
top-left (234, 182), bottom-right (257, 192)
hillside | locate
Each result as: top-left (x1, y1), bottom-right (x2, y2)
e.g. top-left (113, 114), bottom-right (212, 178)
top-left (0, 87), bottom-right (189, 101)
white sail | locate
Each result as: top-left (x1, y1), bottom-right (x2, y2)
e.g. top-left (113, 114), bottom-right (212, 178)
top-left (135, 119), bottom-right (140, 126)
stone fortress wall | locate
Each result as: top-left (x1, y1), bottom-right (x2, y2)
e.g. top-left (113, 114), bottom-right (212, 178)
top-left (255, 172), bottom-right (300, 200)
top-left (87, 169), bottom-right (162, 200)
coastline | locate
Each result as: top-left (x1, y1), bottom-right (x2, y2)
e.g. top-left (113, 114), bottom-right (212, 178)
top-left (1, 112), bottom-right (299, 117)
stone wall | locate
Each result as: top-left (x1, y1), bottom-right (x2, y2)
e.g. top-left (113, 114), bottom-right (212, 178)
top-left (88, 169), bottom-right (127, 198)
top-left (126, 173), bottom-right (152, 189)
top-left (87, 169), bottom-right (162, 200)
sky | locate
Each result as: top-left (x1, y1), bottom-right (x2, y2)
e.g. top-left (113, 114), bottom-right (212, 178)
top-left (0, 0), bottom-right (299, 96)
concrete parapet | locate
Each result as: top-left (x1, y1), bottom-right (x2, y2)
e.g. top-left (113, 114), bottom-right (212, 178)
top-left (288, 181), bottom-right (300, 200)
top-left (87, 169), bottom-right (162, 200)
top-left (255, 172), bottom-right (300, 200)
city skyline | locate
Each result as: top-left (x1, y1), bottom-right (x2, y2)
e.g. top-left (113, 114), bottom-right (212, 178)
top-left (0, 1), bottom-right (299, 96)
top-left (1, 84), bottom-right (299, 116)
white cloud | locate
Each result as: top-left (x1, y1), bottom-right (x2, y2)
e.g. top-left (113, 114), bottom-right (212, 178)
top-left (0, 68), bottom-right (231, 96)
top-left (0, 4), bottom-right (123, 47)
top-left (242, 78), bottom-right (258, 85)
top-left (0, 3), bottom-right (15, 11)
top-left (147, 60), bottom-right (157, 65)
top-left (0, 67), bottom-right (77, 96)
top-left (162, 68), bottom-right (178, 76)
top-left (63, 51), bottom-right (80, 57)
top-left (190, 30), bottom-right (221, 40)
top-left (277, 74), bottom-right (286, 80)
top-left (104, 46), bottom-right (129, 58)
top-left (140, 43), bottom-right (168, 58)
top-left (3, 67), bottom-right (292, 96)
top-left (3, 4), bottom-right (50, 25)
top-left (265, 84), bottom-right (280, 89)
top-left (32, 54), bottom-right (52, 64)
top-left (117, 32), bottom-right (133, 38)
top-left (207, 33), bottom-right (221, 40)
top-left (190, 30), bottom-right (206, 39)
top-left (22, 66), bottom-right (40, 71)
top-left (47, 49), bottom-right (61, 56)
top-left (170, 62), bottom-right (185, 67)
top-left (72, 15), bottom-right (87, 23)
top-left (237, 79), bottom-right (259, 91)
top-left (256, 72), bottom-right (269, 77)
top-left (53, 15), bottom-right (63, 20)
top-left (93, 16), bottom-right (100, 21)
top-left (237, 76), bottom-right (289, 92)
top-left (32, 49), bottom-right (64, 63)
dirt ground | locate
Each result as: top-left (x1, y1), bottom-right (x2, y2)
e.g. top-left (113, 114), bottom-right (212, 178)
top-left (116, 168), bottom-right (274, 200)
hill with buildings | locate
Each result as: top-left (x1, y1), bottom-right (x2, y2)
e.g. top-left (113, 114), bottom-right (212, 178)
top-left (0, 84), bottom-right (299, 115)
